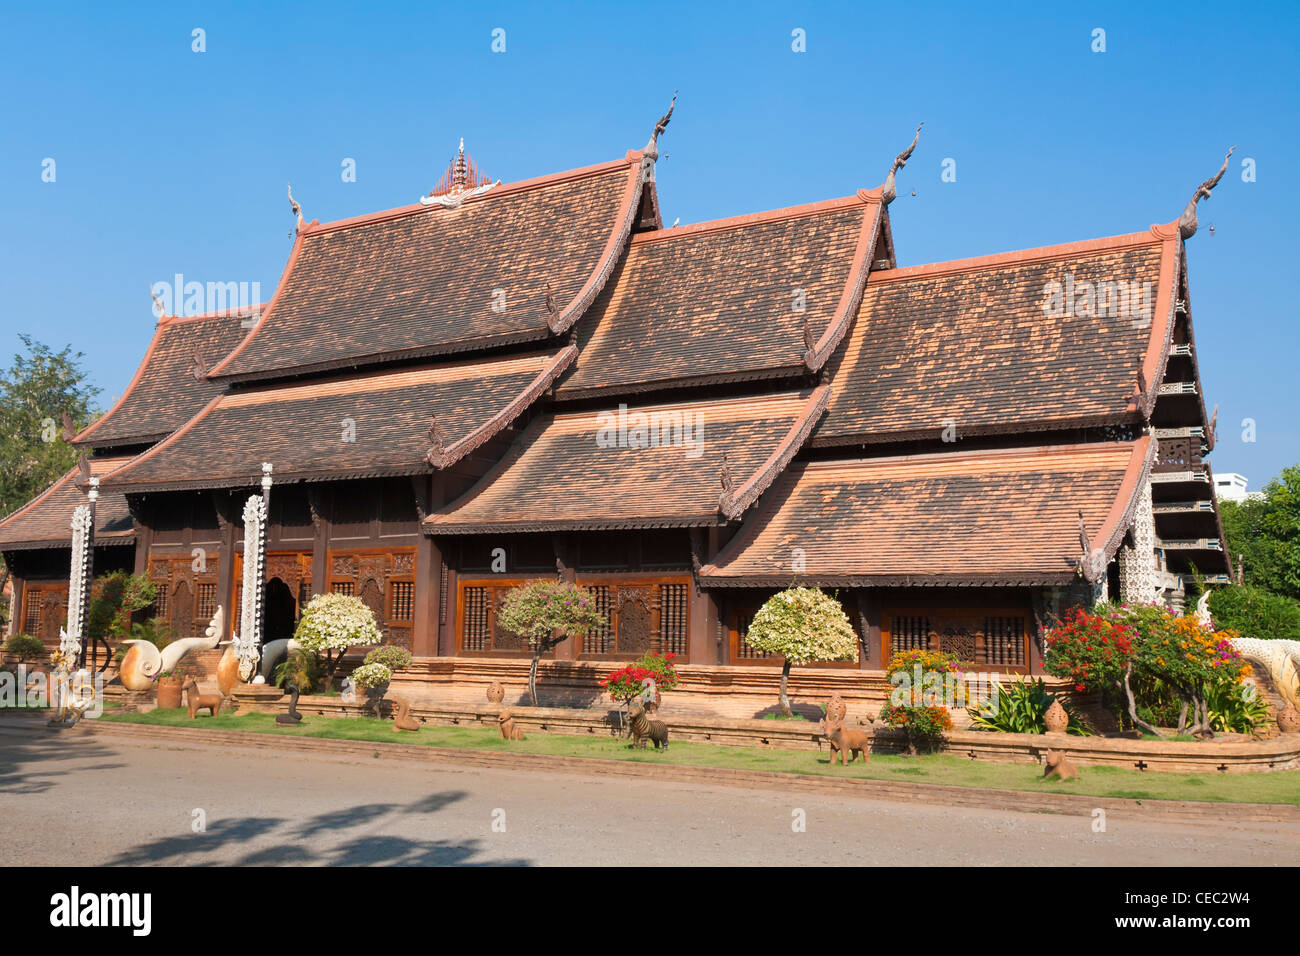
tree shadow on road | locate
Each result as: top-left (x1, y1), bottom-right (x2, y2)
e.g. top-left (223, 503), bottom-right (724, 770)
top-left (106, 790), bottom-right (530, 867)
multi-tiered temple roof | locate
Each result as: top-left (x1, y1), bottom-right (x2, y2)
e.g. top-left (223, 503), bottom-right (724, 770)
top-left (1, 127), bottom-right (1233, 599)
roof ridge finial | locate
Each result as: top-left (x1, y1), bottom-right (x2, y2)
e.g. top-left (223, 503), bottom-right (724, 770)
top-left (287, 182), bottom-right (304, 228)
top-left (641, 91), bottom-right (677, 176)
top-left (881, 122), bottom-right (922, 205)
top-left (1178, 146), bottom-right (1235, 239)
top-left (150, 285), bottom-right (167, 323)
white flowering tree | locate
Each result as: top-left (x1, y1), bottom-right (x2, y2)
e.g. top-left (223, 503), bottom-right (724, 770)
top-left (744, 586), bottom-right (859, 717)
top-left (496, 579), bottom-right (607, 707)
top-left (293, 593), bottom-right (382, 692)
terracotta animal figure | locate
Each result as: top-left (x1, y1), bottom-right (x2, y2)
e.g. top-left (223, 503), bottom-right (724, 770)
top-left (627, 699), bottom-right (669, 751)
top-left (392, 695), bottom-right (420, 732)
top-left (275, 684), bottom-right (303, 725)
top-left (1043, 750), bottom-right (1079, 782)
top-left (498, 709), bottom-right (525, 740)
top-left (822, 723), bottom-right (871, 765)
top-left (182, 678), bottom-right (224, 719)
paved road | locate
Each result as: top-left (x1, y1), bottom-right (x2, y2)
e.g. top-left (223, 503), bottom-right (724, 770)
top-left (1, 727), bottom-right (1295, 866)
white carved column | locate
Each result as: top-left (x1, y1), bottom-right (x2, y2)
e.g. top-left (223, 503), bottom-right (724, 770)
top-left (1118, 478), bottom-right (1157, 604)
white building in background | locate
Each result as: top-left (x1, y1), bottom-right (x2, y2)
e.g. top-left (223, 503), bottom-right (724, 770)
top-left (1214, 473), bottom-right (1265, 503)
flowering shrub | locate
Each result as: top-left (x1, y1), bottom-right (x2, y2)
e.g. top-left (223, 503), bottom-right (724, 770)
top-left (496, 579), bottom-right (607, 706)
top-left (745, 587), bottom-right (858, 717)
top-left (602, 651), bottom-right (680, 703)
top-left (1047, 602), bottom-right (1251, 737)
top-left (294, 593), bottom-right (382, 691)
top-left (1044, 606), bottom-right (1136, 695)
top-left (878, 649), bottom-right (963, 754)
top-left (363, 646), bottom-right (412, 671)
top-left (350, 662), bottom-right (393, 691)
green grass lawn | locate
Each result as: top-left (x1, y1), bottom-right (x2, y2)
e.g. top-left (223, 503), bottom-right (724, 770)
top-left (99, 708), bottom-right (1300, 805)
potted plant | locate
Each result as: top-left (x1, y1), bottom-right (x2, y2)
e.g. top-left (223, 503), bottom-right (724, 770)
top-left (156, 670), bottom-right (184, 710)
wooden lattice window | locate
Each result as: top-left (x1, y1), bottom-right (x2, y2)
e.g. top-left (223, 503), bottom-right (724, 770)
top-left (389, 581), bottom-right (414, 622)
top-left (22, 591), bottom-right (43, 635)
top-left (983, 616), bottom-right (1026, 668)
top-left (153, 588), bottom-right (168, 620)
top-left (196, 583), bottom-right (217, 622)
top-left (581, 586), bottom-right (614, 655)
top-left (884, 608), bottom-right (1030, 673)
top-left (461, 585), bottom-right (492, 652)
top-left (731, 611), bottom-right (777, 661)
top-left (331, 581), bottom-right (355, 597)
top-left (659, 584), bottom-right (688, 657)
top-left (574, 578), bottom-right (691, 661)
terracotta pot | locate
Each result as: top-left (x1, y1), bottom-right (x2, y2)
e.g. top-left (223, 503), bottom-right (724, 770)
top-left (1043, 699), bottom-right (1068, 734)
top-left (486, 680), bottom-right (504, 704)
top-left (1277, 704), bottom-right (1300, 735)
top-left (156, 676), bottom-right (184, 710)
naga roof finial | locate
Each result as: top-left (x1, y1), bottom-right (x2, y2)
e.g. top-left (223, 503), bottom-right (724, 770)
top-left (1178, 146), bottom-right (1234, 239)
top-left (882, 122), bottom-right (922, 205)
top-left (641, 91), bottom-right (677, 174)
top-left (425, 417), bottom-right (449, 468)
top-left (288, 182), bottom-right (304, 228)
top-left (150, 286), bottom-right (167, 323)
top-left (718, 451), bottom-right (737, 513)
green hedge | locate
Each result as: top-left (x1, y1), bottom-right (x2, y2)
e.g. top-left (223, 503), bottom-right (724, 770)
top-left (1207, 585), bottom-right (1300, 641)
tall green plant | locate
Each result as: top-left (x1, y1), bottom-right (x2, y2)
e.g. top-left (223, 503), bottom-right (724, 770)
top-left (967, 676), bottom-right (1090, 735)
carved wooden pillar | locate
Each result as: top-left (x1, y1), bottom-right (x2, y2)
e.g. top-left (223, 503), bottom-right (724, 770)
top-left (308, 486), bottom-right (329, 600)
top-left (128, 495), bottom-right (152, 576)
top-left (412, 475), bottom-right (443, 657)
top-left (7, 575), bottom-right (24, 637)
top-left (213, 492), bottom-right (237, 641)
top-left (856, 590), bottom-right (881, 670)
top-left (688, 527), bottom-right (720, 664)
top-left (552, 532), bottom-right (578, 660)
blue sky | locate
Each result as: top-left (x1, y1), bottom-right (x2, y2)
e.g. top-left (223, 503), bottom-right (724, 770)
top-left (1, 0), bottom-right (1296, 485)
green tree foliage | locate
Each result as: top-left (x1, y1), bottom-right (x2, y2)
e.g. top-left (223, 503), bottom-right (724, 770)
top-left (1207, 584), bottom-right (1300, 642)
top-left (0, 335), bottom-right (101, 591)
top-left (0, 335), bottom-right (101, 520)
top-left (745, 586), bottom-right (858, 717)
top-left (1219, 465), bottom-right (1300, 600)
top-left (496, 579), bottom-right (606, 707)
top-left (87, 571), bottom-right (157, 642)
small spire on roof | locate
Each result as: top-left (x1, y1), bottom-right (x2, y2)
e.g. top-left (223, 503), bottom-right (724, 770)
top-left (1178, 146), bottom-right (1234, 239)
top-left (422, 139), bottom-right (498, 207)
top-left (150, 286), bottom-right (167, 323)
top-left (881, 123), bottom-right (922, 205)
top-left (288, 182), bottom-right (304, 228)
top-left (640, 92), bottom-right (677, 180)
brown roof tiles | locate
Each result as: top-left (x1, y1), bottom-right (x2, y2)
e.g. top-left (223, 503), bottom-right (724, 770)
top-left (424, 387), bottom-right (831, 533)
top-left (813, 227), bottom-right (1180, 446)
top-left (209, 155), bottom-right (649, 384)
top-left (101, 347), bottom-right (577, 493)
top-left (73, 308), bottom-right (254, 449)
top-left (559, 192), bottom-right (885, 399)
top-left (701, 439), bottom-right (1154, 587)
top-left (0, 457), bottom-right (135, 551)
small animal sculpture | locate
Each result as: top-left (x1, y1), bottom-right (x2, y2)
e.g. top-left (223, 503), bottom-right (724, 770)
top-left (275, 684), bottom-right (303, 725)
top-left (1043, 750), bottom-right (1079, 782)
top-left (498, 709), bottom-right (525, 741)
top-left (822, 723), bottom-right (871, 765)
top-left (391, 695), bottom-right (420, 732)
top-left (627, 698), bottom-right (669, 751)
top-left (182, 678), bottom-right (224, 719)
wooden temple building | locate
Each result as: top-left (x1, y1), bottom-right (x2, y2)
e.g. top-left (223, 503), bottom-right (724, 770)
top-left (1, 121), bottom-right (1234, 695)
